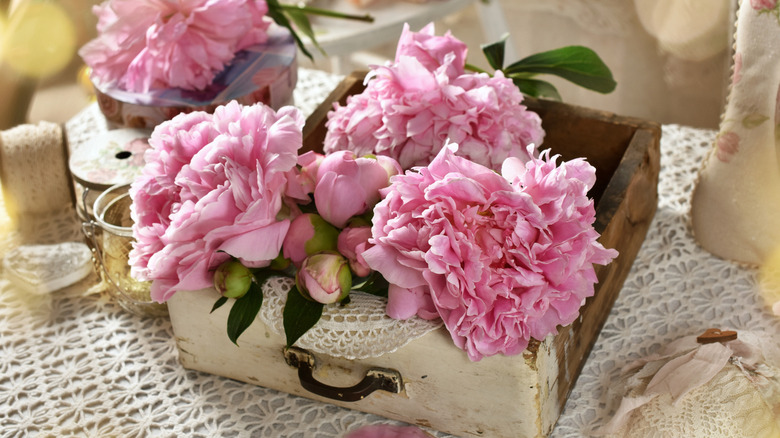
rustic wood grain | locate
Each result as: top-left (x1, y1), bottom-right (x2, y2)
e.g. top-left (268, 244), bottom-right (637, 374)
top-left (301, 71), bottom-right (367, 154)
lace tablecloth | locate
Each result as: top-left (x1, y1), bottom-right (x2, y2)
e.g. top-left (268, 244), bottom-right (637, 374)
top-left (2, 69), bottom-right (779, 437)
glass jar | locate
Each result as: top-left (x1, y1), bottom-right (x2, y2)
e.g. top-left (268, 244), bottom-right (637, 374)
top-left (83, 183), bottom-right (167, 317)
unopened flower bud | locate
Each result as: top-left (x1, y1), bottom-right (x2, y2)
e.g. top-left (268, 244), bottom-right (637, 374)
top-left (283, 213), bottom-right (340, 267)
top-left (296, 252), bottom-right (352, 304)
top-left (314, 151), bottom-right (402, 228)
top-left (214, 260), bottom-right (253, 298)
top-left (337, 225), bottom-right (373, 277)
top-left (269, 251), bottom-right (291, 271)
top-left (369, 154), bottom-right (403, 182)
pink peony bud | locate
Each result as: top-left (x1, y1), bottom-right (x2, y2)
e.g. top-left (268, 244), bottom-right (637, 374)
top-left (300, 151), bottom-right (325, 183)
top-left (285, 151), bottom-right (325, 202)
top-left (337, 225), bottom-right (373, 277)
top-left (314, 151), bottom-right (402, 228)
top-left (372, 154), bottom-right (403, 181)
top-left (295, 252), bottom-right (352, 304)
top-left (213, 259), bottom-right (253, 299)
top-left (269, 251), bottom-right (291, 271)
top-left (282, 213), bottom-right (340, 267)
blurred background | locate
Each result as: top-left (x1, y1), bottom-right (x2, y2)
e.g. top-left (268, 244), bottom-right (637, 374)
top-left (1, 0), bottom-right (736, 130)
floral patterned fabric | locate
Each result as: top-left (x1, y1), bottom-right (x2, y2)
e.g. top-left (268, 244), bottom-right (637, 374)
top-left (691, 0), bottom-right (780, 266)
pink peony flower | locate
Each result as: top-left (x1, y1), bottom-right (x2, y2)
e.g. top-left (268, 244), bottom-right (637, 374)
top-left (129, 101), bottom-right (305, 302)
top-left (395, 22), bottom-right (468, 78)
top-left (324, 23), bottom-right (544, 171)
top-left (314, 151), bottom-right (402, 228)
top-left (386, 284), bottom-right (438, 320)
top-left (363, 143), bottom-right (617, 361)
top-left (345, 424), bottom-right (432, 438)
top-left (79, 0), bottom-right (270, 93)
top-left (284, 151), bottom-right (324, 203)
top-left (129, 110), bottom-right (219, 277)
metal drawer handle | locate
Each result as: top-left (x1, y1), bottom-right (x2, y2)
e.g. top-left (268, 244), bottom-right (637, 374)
top-left (283, 347), bottom-right (403, 402)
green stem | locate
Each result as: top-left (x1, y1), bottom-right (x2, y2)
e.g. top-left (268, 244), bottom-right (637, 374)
top-left (278, 4), bottom-right (374, 23)
top-left (464, 63), bottom-right (489, 74)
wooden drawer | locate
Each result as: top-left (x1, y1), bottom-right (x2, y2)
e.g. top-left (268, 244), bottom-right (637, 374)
top-left (169, 71), bottom-right (661, 437)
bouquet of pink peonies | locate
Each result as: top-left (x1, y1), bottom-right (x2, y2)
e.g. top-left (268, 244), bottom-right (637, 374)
top-left (80, 0), bottom-right (372, 93)
top-left (130, 101), bottom-right (404, 345)
top-left (129, 23), bottom-right (619, 361)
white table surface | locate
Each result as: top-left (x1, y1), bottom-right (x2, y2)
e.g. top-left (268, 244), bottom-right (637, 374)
top-left (1, 68), bottom-right (779, 437)
top-left (301, 0), bottom-right (477, 58)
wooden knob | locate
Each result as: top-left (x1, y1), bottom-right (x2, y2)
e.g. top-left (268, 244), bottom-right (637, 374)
top-left (696, 328), bottom-right (737, 344)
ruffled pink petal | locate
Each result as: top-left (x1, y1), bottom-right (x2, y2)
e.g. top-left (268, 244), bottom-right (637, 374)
top-left (130, 102), bottom-right (305, 302)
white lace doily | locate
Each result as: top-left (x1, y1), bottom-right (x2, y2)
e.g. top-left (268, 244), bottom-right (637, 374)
top-left (2, 70), bottom-right (780, 437)
top-left (258, 276), bottom-right (441, 360)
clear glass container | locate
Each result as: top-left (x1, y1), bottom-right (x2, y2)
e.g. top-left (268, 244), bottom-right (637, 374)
top-left (84, 183), bottom-right (167, 317)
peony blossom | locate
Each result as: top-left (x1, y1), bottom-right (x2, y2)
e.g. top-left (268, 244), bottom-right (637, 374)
top-left (395, 22), bottom-right (467, 78)
top-left (314, 151), bottom-right (402, 228)
top-left (129, 101), bottom-right (305, 302)
top-left (324, 23), bottom-right (544, 171)
top-left (363, 143), bottom-right (617, 361)
top-left (386, 284), bottom-right (438, 320)
top-left (283, 151), bottom-right (323, 203)
top-left (80, 0), bottom-right (271, 93)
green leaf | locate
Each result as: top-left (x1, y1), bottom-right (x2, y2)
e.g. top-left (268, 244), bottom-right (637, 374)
top-left (351, 271), bottom-right (389, 298)
top-left (504, 46), bottom-right (616, 94)
top-left (742, 113), bottom-right (769, 129)
top-left (211, 296), bottom-right (228, 313)
top-left (512, 77), bottom-right (562, 101)
top-left (265, 0), bottom-right (314, 60)
top-left (481, 35), bottom-right (508, 71)
top-left (283, 285), bottom-right (324, 347)
top-left (286, 9), bottom-right (325, 56)
top-left (226, 280), bottom-right (264, 345)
